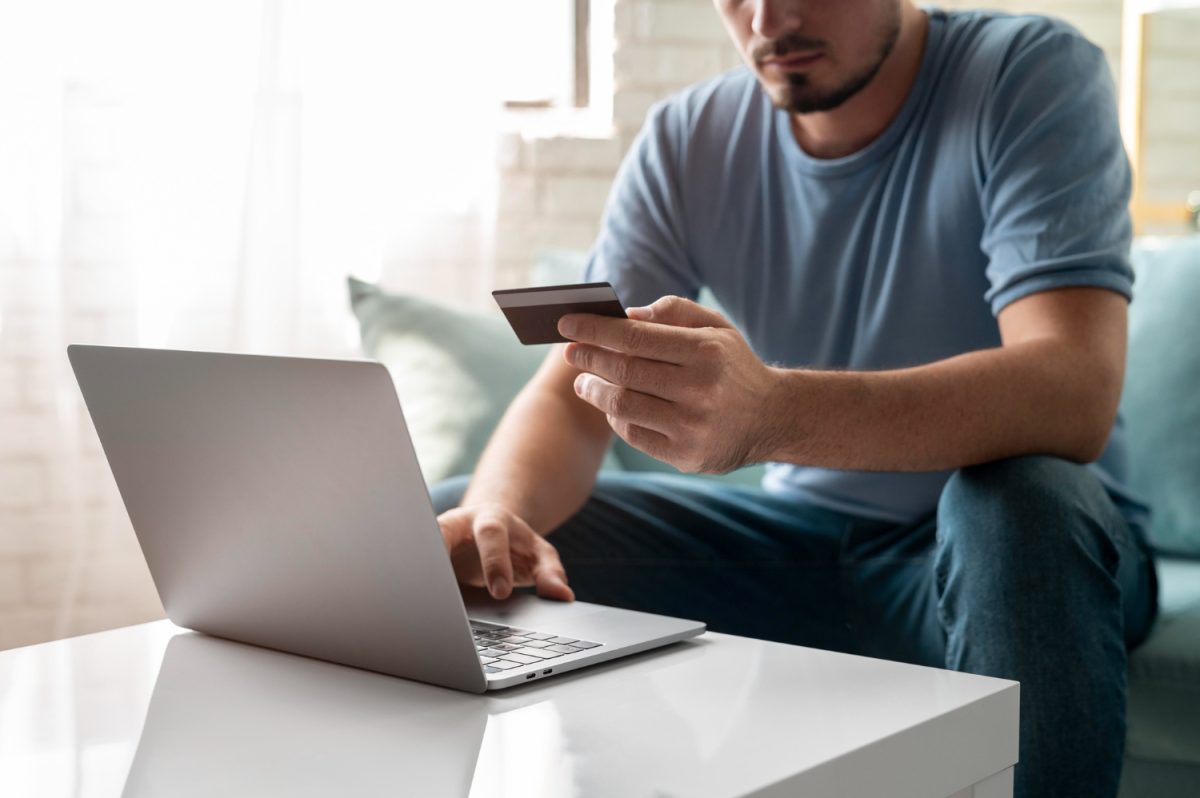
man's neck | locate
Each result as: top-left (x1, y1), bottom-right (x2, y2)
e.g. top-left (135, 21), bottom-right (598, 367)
top-left (790, 4), bottom-right (930, 160)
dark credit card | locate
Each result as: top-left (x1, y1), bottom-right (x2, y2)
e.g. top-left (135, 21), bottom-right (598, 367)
top-left (492, 281), bottom-right (627, 345)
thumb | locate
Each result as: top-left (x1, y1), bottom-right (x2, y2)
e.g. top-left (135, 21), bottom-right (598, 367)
top-left (628, 295), bottom-right (731, 329)
top-left (437, 507), bottom-right (473, 553)
top-left (532, 542), bottom-right (575, 602)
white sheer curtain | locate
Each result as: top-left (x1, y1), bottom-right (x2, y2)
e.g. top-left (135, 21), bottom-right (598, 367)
top-left (0, 0), bottom-right (505, 651)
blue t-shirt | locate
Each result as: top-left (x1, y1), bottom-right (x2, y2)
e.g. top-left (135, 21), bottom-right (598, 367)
top-left (582, 9), bottom-right (1138, 523)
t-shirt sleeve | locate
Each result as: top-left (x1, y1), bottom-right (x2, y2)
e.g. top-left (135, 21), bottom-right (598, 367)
top-left (581, 100), bottom-right (702, 307)
top-left (978, 21), bottom-right (1134, 316)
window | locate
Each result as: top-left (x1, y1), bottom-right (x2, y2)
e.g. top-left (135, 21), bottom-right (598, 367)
top-left (502, 0), bottom-right (590, 109)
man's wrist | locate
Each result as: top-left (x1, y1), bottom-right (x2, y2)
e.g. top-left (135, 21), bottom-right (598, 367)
top-left (750, 366), bottom-right (804, 466)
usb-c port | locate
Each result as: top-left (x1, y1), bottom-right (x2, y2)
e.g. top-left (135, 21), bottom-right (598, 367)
top-left (525, 673), bottom-right (536, 680)
top-left (543, 668), bottom-right (553, 675)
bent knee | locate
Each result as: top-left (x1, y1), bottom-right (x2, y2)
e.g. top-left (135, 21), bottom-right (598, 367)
top-left (937, 455), bottom-right (1109, 557)
top-left (942, 455), bottom-right (1088, 516)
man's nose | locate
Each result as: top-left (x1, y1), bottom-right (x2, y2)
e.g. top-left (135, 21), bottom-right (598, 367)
top-left (751, 0), bottom-right (804, 40)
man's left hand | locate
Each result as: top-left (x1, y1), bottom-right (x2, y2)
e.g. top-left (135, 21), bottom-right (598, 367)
top-left (558, 295), bottom-right (782, 474)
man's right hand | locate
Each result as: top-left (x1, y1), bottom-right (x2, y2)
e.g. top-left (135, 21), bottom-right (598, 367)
top-left (437, 502), bottom-right (575, 602)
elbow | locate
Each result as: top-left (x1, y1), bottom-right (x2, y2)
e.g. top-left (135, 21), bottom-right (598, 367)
top-left (1046, 419), bottom-right (1110, 465)
top-left (1060, 380), bottom-right (1123, 465)
top-left (1064, 427), bottom-right (1111, 465)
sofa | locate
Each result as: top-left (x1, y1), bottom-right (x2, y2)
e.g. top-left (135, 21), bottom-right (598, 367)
top-left (348, 236), bottom-right (1200, 794)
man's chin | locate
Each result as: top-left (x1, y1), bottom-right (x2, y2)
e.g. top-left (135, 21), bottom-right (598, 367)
top-left (762, 70), bottom-right (878, 115)
top-left (764, 82), bottom-right (845, 115)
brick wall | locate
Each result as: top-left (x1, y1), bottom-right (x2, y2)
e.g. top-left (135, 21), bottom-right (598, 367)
top-left (1141, 9), bottom-right (1200, 208)
top-left (2, 0), bottom-right (1197, 651)
top-left (490, 0), bottom-right (742, 290)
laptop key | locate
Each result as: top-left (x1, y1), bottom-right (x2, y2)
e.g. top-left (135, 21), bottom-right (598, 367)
top-left (480, 657), bottom-right (499, 664)
top-left (573, 640), bottom-right (601, 649)
top-left (489, 660), bottom-right (521, 670)
top-left (515, 648), bottom-right (559, 660)
top-left (524, 632), bottom-right (554, 640)
top-left (484, 666), bottom-right (501, 673)
top-left (498, 636), bottom-right (529, 644)
top-left (470, 621), bottom-right (510, 631)
top-left (493, 644), bottom-right (521, 651)
top-left (480, 648), bottom-right (509, 658)
top-left (547, 644), bottom-right (583, 654)
top-left (520, 639), bottom-right (553, 649)
top-left (547, 636), bottom-right (577, 645)
top-left (499, 653), bottom-right (540, 665)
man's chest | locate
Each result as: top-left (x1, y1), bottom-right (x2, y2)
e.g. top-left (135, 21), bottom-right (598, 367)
top-left (687, 141), bottom-right (999, 370)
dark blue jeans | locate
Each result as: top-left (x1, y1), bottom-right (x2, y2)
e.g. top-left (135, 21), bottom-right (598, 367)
top-left (430, 456), bottom-right (1158, 798)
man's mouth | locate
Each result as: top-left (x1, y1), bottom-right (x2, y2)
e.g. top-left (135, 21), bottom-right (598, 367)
top-left (761, 50), bottom-right (824, 72)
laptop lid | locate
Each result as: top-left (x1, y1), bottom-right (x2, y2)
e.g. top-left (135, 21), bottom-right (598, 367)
top-left (68, 345), bottom-right (487, 693)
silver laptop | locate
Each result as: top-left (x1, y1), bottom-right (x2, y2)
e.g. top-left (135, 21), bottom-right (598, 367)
top-left (68, 345), bottom-right (704, 692)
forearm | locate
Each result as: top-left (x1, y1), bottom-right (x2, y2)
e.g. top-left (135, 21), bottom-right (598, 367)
top-left (761, 338), bottom-right (1123, 471)
top-left (462, 349), bottom-right (613, 535)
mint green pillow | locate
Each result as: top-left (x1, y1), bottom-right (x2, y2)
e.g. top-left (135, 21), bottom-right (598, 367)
top-left (347, 276), bottom-right (623, 485)
top-left (1123, 236), bottom-right (1200, 556)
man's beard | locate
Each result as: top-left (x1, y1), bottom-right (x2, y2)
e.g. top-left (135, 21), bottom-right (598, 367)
top-left (761, 11), bottom-right (901, 114)
top-left (780, 50), bottom-right (891, 113)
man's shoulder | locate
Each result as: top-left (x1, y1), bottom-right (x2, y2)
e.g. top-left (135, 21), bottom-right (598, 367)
top-left (937, 9), bottom-right (1105, 81)
top-left (641, 67), bottom-right (767, 152)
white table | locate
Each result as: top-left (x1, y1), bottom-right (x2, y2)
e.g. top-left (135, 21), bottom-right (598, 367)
top-left (0, 620), bottom-right (1017, 797)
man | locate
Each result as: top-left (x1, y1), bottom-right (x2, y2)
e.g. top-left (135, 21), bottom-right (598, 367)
top-left (432, 1), bottom-right (1158, 795)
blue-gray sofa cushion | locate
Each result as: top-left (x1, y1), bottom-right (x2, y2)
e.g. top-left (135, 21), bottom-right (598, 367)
top-left (1124, 236), bottom-right (1200, 556)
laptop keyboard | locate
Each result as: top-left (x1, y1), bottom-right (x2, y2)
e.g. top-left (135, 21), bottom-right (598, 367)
top-left (470, 620), bottom-right (602, 674)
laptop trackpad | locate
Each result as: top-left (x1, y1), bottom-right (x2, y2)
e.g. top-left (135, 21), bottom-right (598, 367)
top-left (461, 586), bottom-right (608, 629)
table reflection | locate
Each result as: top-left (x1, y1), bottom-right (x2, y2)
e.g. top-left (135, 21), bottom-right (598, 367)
top-left (122, 631), bottom-right (711, 798)
top-left (123, 633), bottom-right (486, 797)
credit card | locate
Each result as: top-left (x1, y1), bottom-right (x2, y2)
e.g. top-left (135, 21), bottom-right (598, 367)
top-left (492, 281), bottom-right (627, 345)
